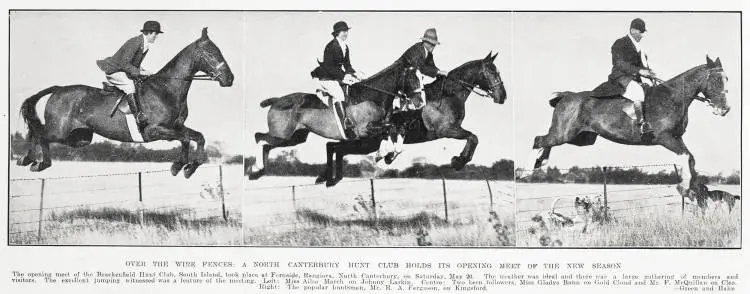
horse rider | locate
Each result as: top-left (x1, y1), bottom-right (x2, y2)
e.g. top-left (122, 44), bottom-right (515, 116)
top-left (310, 21), bottom-right (364, 140)
top-left (97, 20), bottom-right (163, 127)
top-left (376, 28), bottom-right (450, 163)
top-left (593, 18), bottom-right (657, 141)
top-left (396, 28), bottom-right (449, 107)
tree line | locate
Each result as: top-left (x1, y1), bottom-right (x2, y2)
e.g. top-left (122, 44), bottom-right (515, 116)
top-left (515, 166), bottom-right (740, 185)
top-left (244, 150), bottom-right (515, 180)
top-left (10, 132), bottom-right (240, 163)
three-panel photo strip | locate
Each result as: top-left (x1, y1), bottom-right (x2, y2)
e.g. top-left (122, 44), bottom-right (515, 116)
top-left (8, 10), bottom-right (741, 248)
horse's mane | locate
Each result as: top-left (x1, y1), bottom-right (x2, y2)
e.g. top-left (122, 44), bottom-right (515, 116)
top-left (650, 64), bottom-right (707, 98)
top-left (359, 62), bottom-right (405, 84)
top-left (154, 38), bottom-right (203, 76)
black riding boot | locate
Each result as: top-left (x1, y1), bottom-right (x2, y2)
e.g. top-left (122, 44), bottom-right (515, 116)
top-left (334, 101), bottom-right (355, 140)
top-left (125, 93), bottom-right (148, 125)
top-left (634, 101), bottom-right (654, 141)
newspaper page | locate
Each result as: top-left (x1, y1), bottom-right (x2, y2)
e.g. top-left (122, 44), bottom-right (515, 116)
top-left (1, 0), bottom-right (747, 293)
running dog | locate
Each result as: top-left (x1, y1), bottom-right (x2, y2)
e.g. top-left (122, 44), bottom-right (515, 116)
top-left (695, 183), bottom-right (741, 213)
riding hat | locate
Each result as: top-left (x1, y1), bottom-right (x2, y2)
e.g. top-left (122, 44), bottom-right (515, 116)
top-left (420, 28), bottom-right (440, 45)
top-left (141, 20), bottom-right (164, 34)
top-left (630, 18), bottom-right (646, 33)
top-left (332, 21), bottom-right (351, 36)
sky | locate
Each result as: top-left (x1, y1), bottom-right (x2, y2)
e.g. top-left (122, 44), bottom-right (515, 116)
top-left (244, 12), bottom-right (514, 170)
top-left (9, 12), bottom-right (741, 174)
top-left (512, 12), bottom-right (741, 175)
top-left (10, 11), bottom-right (246, 155)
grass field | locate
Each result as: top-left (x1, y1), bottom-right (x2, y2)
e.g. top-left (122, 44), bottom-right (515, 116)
top-left (516, 183), bottom-right (741, 247)
top-left (9, 161), bottom-right (243, 245)
top-left (243, 176), bottom-right (516, 247)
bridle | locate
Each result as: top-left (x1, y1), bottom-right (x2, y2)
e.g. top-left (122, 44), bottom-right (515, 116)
top-left (446, 65), bottom-right (503, 98)
top-left (191, 49), bottom-right (227, 81)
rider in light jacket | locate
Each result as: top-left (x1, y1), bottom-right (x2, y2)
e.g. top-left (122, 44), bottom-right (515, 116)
top-left (97, 21), bottom-right (162, 126)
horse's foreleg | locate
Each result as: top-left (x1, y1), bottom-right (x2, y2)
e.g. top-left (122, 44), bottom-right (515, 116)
top-left (17, 147), bottom-right (36, 167)
top-left (143, 125), bottom-right (188, 176)
top-left (658, 136), bottom-right (697, 201)
top-left (440, 127), bottom-right (476, 170)
top-left (182, 128), bottom-right (206, 179)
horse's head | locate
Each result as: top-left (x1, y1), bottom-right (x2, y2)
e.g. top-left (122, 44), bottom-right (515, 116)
top-left (478, 51), bottom-right (507, 104)
top-left (399, 64), bottom-right (425, 108)
top-left (194, 28), bottom-right (234, 87)
top-left (700, 55), bottom-right (730, 116)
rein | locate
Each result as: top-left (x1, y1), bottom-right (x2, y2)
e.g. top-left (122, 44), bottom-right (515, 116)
top-left (149, 49), bottom-right (227, 82)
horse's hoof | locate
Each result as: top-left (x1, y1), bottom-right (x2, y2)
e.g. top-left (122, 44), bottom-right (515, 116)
top-left (16, 156), bottom-right (34, 166)
top-left (183, 161), bottom-right (202, 179)
top-left (30, 161), bottom-right (51, 172)
top-left (384, 153), bottom-right (396, 165)
top-left (247, 169), bottom-right (264, 180)
top-left (451, 156), bottom-right (468, 170)
top-left (326, 178), bottom-right (340, 187)
top-left (171, 161), bottom-right (186, 176)
top-left (314, 175), bottom-right (326, 184)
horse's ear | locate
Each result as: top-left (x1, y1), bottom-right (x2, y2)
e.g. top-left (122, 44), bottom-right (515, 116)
top-left (706, 55), bottom-right (714, 67)
top-left (201, 27), bottom-right (208, 39)
top-left (484, 51), bottom-right (493, 61)
top-left (491, 51), bottom-right (499, 62)
top-left (715, 57), bottom-right (722, 68)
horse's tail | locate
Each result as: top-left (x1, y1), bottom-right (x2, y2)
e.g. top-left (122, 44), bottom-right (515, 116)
top-left (549, 91), bottom-right (577, 107)
top-left (20, 86), bottom-right (59, 141)
top-left (550, 197), bottom-right (561, 214)
top-left (259, 97), bottom-right (279, 108)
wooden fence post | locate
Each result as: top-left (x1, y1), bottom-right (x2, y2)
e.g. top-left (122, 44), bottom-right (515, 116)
top-left (291, 185), bottom-right (298, 221)
top-left (370, 179), bottom-right (377, 221)
top-left (602, 167), bottom-right (609, 222)
top-left (485, 176), bottom-right (494, 209)
top-left (219, 165), bottom-right (227, 222)
top-left (673, 164), bottom-right (684, 216)
top-left (37, 179), bottom-right (45, 242)
top-left (442, 177), bottom-right (448, 222)
top-left (137, 172), bottom-right (144, 225)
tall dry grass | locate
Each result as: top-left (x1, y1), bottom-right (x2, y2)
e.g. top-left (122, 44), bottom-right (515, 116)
top-left (10, 206), bottom-right (243, 245)
top-left (519, 206), bottom-right (740, 247)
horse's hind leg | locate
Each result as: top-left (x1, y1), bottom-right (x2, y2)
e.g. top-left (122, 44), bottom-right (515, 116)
top-left (182, 127), bottom-right (206, 179)
top-left (248, 130), bottom-right (309, 180)
top-left (530, 110), bottom-right (582, 169)
top-left (30, 139), bottom-right (52, 172)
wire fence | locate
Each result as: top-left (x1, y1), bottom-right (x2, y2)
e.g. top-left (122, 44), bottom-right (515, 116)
top-left (513, 163), bottom-right (734, 246)
top-left (8, 164), bottom-right (242, 243)
top-left (243, 174), bottom-right (516, 234)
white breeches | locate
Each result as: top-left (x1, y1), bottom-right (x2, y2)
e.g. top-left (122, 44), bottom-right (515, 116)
top-left (318, 80), bottom-right (346, 103)
top-left (623, 80), bottom-right (644, 103)
top-left (105, 72), bottom-right (136, 94)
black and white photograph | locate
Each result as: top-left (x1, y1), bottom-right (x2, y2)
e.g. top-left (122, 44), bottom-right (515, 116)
top-left (242, 12), bottom-right (515, 247)
top-left (513, 13), bottom-right (741, 247)
top-left (9, 11), bottom-right (245, 245)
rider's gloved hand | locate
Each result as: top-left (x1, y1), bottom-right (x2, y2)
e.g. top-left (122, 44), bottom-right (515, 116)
top-left (437, 70), bottom-right (449, 76)
top-left (638, 68), bottom-right (654, 78)
top-left (140, 68), bottom-right (153, 76)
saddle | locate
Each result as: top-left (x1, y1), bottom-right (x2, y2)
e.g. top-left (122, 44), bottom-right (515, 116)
top-left (100, 82), bottom-right (133, 116)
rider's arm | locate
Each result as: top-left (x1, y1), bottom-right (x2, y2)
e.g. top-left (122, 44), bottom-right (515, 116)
top-left (420, 53), bottom-right (441, 78)
top-left (343, 46), bottom-right (355, 75)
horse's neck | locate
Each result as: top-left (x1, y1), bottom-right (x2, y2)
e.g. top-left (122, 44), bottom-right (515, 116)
top-left (444, 67), bottom-right (476, 103)
top-left (151, 48), bottom-right (198, 103)
top-left (664, 67), bottom-right (705, 113)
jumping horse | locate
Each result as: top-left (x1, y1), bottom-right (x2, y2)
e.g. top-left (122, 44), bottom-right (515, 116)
top-left (17, 28), bottom-right (235, 178)
top-left (529, 56), bottom-right (730, 201)
top-left (247, 61), bottom-right (424, 185)
top-left (313, 52), bottom-right (508, 186)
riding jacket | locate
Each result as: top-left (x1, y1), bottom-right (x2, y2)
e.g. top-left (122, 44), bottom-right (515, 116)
top-left (592, 35), bottom-right (647, 97)
top-left (311, 38), bottom-right (355, 81)
top-left (395, 42), bottom-right (441, 78)
top-left (97, 35), bottom-right (148, 79)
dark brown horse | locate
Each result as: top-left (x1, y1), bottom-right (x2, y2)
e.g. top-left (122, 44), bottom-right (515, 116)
top-left (313, 52), bottom-right (507, 186)
top-left (529, 56), bottom-right (730, 198)
top-left (17, 28), bottom-right (234, 178)
top-left (246, 62), bottom-right (424, 182)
